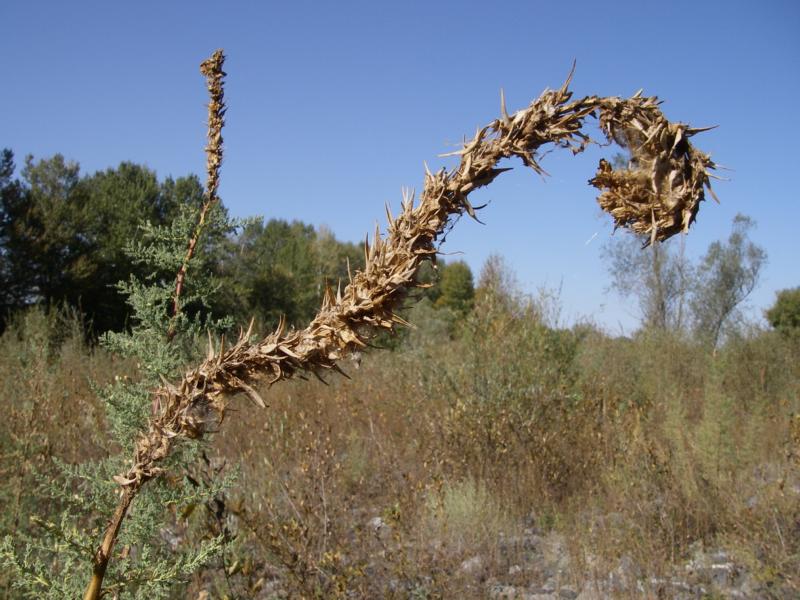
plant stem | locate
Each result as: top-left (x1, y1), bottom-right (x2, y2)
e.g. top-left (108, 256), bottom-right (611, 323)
top-left (167, 49), bottom-right (226, 341)
top-left (83, 487), bottom-right (136, 600)
top-left (82, 59), bottom-right (717, 600)
top-left (82, 49), bottom-right (226, 600)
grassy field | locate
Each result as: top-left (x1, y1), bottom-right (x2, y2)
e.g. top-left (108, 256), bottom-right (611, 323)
top-left (1, 293), bottom-right (798, 598)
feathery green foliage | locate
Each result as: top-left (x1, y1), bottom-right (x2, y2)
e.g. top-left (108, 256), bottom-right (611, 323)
top-left (0, 189), bottom-right (234, 598)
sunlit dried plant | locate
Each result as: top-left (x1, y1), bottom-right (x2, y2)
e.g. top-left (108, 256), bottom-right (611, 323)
top-left (84, 55), bottom-right (717, 599)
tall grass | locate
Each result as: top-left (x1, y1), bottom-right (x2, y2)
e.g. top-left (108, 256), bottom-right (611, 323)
top-left (213, 284), bottom-right (799, 597)
top-left (3, 290), bottom-right (797, 597)
top-left (0, 310), bottom-right (121, 591)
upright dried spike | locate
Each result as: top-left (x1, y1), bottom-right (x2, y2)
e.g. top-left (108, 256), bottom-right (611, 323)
top-left (500, 88), bottom-right (510, 125)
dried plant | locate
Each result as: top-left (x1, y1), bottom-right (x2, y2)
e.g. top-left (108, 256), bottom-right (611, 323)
top-left (84, 56), bottom-right (717, 598)
top-left (167, 49), bottom-right (226, 341)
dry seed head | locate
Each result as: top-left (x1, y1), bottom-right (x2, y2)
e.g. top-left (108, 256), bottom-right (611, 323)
top-left (200, 49), bottom-right (226, 203)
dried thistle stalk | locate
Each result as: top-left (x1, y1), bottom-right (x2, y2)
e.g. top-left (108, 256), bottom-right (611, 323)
top-left (167, 49), bottom-right (226, 341)
top-left (125, 75), bottom-right (717, 492)
top-left (86, 60), bottom-right (718, 598)
top-left (84, 50), bottom-right (227, 600)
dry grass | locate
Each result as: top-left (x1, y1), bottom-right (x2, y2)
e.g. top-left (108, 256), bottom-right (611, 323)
top-left (194, 298), bottom-right (798, 597)
top-left (0, 310), bottom-right (124, 589)
top-left (3, 297), bottom-right (798, 598)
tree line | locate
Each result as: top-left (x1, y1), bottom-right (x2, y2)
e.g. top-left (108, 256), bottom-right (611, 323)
top-left (0, 149), bottom-right (478, 337)
top-left (3, 147), bottom-right (797, 342)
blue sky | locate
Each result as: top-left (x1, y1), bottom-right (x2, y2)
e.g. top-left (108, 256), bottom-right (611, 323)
top-left (2, 1), bottom-right (798, 332)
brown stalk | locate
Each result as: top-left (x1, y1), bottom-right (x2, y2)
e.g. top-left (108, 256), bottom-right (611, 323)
top-left (166, 49), bottom-right (226, 342)
top-left (83, 50), bottom-right (226, 600)
top-left (84, 57), bottom-right (717, 598)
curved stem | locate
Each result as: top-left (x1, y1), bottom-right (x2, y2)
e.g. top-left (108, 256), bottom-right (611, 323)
top-left (83, 59), bottom-right (717, 600)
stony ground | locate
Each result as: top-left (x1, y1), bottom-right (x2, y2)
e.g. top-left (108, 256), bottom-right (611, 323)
top-left (229, 522), bottom-right (788, 599)
top-left (477, 528), bottom-right (776, 599)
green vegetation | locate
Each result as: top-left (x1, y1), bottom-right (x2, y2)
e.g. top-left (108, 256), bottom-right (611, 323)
top-left (0, 149), bottom-right (364, 336)
top-left (604, 213), bottom-right (766, 346)
top-left (2, 151), bottom-right (797, 598)
top-left (0, 153), bottom-right (235, 596)
top-left (767, 286), bottom-right (800, 336)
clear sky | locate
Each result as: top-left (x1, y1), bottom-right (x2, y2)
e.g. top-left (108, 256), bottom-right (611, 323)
top-left (2, 1), bottom-right (798, 332)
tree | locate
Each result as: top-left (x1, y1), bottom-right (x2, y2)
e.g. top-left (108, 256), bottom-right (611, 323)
top-left (221, 218), bottom-right (366, 329)
top-left (1, 52), bottom-right (234, 598)
top-left (765, 287), bottom-right (800, 336)
top-left (603, 233), bottom-right (693, 332)
top-left (78, 163), bottom-right (189, 333)
top-left (691, 214), bottom-right (766, 346)
top-left (436, 260), bottom-right (475, 314)
top-left (16, 154), bottom-right (92, 313)
top-left (0, 149), bottom-right (29, 325)
top-left (0, 153), bottom-right (222, 335)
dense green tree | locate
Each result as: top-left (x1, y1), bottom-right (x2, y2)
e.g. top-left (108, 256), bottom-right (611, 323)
top-left (83, 167), bottom-right (223, 333)
top-left (14, 154), bottom-right (92, 316)
top-left (436, 260), bottom-right (475, 315)
top-left (0, 149), bottom-right (29, 323)
top-left (0, 153), bottom-right (222, 334)
top-left (766, 287), bottom-right (800, 336)
top-left (78, 163), bottom-right (189, 332)
top-left (222, 219), bottom-right (365, 329)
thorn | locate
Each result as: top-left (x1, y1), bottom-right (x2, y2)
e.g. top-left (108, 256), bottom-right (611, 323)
top-left (385, 202), bottom-right (394, 228)
top-left (685, 125), bottom-right (718, 136)
top-left (332, 362), bottom-right (351, 379)
top-left (311, 370), bottom-right (329, 385)
top-left (239, 380), bottom-right (266, 408)
top-left (207, 330), bottom-right (215, 360)
top-left (245, 317), bottom-right (255, 340)
top-left (705, 180), bottom-right (721, 204)
top-left (559, 59), bottom-right (577, 94)
top-left (462, 197), bottom-right (485, 224)
top-left (276, 315), bottom-right (286, 338)
top-left (500, 88), bottom-right (510, 125)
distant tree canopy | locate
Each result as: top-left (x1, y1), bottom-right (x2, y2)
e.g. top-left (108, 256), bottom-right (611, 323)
top-left (436, 260), bottom-right (475, 315)
top-left (219, 219), bottom-right (365, 329)
top-left (0, 149), bottom-right (375, 336)
top-left (7, 147), bottom-right (774, 347)
top-left (691, 214), bottom-right (767, 346)
top-left (604, 213), bottom-right (767, 345)
top-left (766, 287), bottom-right (800, 336)
top-left (0, 150), bottom-right (211, 333)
